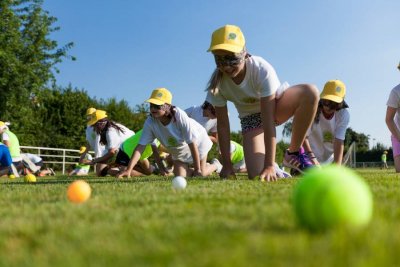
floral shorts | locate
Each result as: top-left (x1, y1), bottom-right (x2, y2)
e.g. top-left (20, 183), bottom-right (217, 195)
top-left (240, 113), bottom-right (282, 133)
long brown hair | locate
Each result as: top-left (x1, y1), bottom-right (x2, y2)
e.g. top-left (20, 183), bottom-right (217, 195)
top-left (93, 118), bottom-right (126, 145)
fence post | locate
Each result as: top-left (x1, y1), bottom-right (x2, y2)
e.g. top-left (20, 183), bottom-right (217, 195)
top-left (62, 150), bottom-right (66, 175)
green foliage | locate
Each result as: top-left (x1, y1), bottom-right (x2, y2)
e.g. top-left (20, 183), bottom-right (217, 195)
top-left (345, 127), bottom-right (369, 152)
top-left (0, 0), bottom-right (74, 119)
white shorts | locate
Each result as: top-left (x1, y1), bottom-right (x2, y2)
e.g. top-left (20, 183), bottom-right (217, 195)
top-left (233, 159), bottom-right (246, 171)
top-left (171, 138), bottom-right (213, 164)
top-left (70, 168), bottom-right (89, 176)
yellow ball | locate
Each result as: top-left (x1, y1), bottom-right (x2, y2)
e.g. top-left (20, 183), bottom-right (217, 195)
top-left (24, 173), bottom-right (37, 183)
top-left (67, 180), bottom-right (91, 203)
top-left (9, 174), bottom-right (16, 179)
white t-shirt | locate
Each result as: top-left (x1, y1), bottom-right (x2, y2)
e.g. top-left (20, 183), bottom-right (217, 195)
top-left (386, 84), bottom-right (400, 132)
top-left (184, 105), bottom-right (217, 133)
top-left (23, 153), bottom-right (42, 164)
top-left (105, 123), bottom-right (135, 151)
top-left (307, 109), bottom-right (350, 163)
top-left (86, 126), bottom-right (107, 157)
top-left (206, 55), bottom-right (283, 118)
top-left (139, 107), bottom-right (212, 163)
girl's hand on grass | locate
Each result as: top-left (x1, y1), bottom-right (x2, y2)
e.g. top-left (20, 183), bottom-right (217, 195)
top-left (116, 170), bottom-right (130, 179)
top-left (259, 165), bottom-right (277, 182)
top-left (219, 165), bottom-right (235, 179)
top-left (192, 169), bottom-right (202, 177)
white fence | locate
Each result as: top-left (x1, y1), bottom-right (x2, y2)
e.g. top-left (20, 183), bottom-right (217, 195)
top-left (21, 146), bottom-right (82, 175)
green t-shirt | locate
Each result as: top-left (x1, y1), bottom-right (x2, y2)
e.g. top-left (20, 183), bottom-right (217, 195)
top-left (381, 154), bottom-right (387, 162)
top-left (121, 129), bottom-right (159, 160)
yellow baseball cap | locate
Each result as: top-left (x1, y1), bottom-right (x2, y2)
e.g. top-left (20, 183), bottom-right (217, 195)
top-left (0, 121), bottom-right (5, 130)
top-left (207, 25), bottom-right (245, 53)
top-left (321, 80), bottom-right (346, 103)
top-left (146, 88), bottom-right (172, 105)
top-left (87, 109), bottom-right (107, 126)
top-left (86, 107), bottom-right (96, 116)
top-left (79, 146), bottom-right (87, 154)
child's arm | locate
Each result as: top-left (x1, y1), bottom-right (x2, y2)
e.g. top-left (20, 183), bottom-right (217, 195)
top-left (215, 106), bottom-right (235, 178)
top-left (260, 95), bottom-right (277, 182)
top-left (386, 106), bottom-right (400, 140)
top-left (117, 144), bottom-right (145, 178)
top-left (188, 142), bottom-right (201, 176)
top-left (151, 144), bottom-right (169, 176)
top-left (333, 138), bottom-right (344, 165)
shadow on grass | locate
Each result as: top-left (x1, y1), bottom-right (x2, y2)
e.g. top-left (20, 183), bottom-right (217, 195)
top-left (1, 173), bottom-right (245, 186)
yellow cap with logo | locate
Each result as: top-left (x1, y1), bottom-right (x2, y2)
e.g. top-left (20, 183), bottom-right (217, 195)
top-left (208, 25), bottom-right (245, 53)
top-left (87, 109), bottom-right (107, 126)
top-left (321, 80), bottom-right (346, 103)
top-left (86, 107), bottom-right (96, 116)
top-left (146, 88), bottom-right (172, 105)
top-left (79, 146), bottom-right (86, 154)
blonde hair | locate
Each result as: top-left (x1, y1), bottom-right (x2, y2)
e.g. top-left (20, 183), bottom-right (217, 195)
top-left (206, 68), bottom-right (223, 95)
top-left (205, 48), bottom-right (249, 95)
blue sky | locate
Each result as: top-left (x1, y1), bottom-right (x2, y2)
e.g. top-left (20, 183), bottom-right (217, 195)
top-left (43, 0), bottom-right (400, 148)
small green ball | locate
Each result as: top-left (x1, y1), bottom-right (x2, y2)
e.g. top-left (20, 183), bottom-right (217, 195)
top-left (293, 165), bottom-right (373, 231)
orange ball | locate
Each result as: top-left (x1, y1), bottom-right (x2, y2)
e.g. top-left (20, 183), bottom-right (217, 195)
top-left (67, 180), bottom-right (91, 203)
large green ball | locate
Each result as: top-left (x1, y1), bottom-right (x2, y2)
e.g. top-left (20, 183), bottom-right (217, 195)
top-left (293, 165), bottom-right (373, 231)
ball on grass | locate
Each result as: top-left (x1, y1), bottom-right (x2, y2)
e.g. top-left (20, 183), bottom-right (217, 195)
top-left (172, 176), bottom-right (187, 190)
top-left (9, 174), bottom-right (16, 179)
top-left (67, 180), bottom-right (91, 203)
top-left (293, 165), bottom-right (373, 231)
top-left (24, 173), bottom-right (37, 183)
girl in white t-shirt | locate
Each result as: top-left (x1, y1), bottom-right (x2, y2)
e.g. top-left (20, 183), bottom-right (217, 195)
top-left (118, 88), bottom-right (219, 178)
top-left (205, 25), bottom-right (319, 181)
top-left (88, 109), bottom-right (135, 176)
top-left (84, 107), bottom-right (107, 175)
top-left (385, 62), bottom-right (400, 172)
top-left (185, 101), bottom-right (218, 143)
top-left (302, 80), bottom-right (350, 165)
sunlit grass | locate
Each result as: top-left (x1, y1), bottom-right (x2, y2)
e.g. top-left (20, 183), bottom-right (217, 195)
top-left (0, 169), bottom-right (399, 267)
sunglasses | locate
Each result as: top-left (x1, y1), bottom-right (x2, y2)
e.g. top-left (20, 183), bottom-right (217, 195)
top-left (321, 100), bottom-right (339, 109)
top-left (150, 103), bottom-right (162, 110)
top-left (214, 54), bottom-right (245, 67)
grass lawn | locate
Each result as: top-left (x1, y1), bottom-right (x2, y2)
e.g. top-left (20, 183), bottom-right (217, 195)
top-left (0, 168), bottom-right (399, 267)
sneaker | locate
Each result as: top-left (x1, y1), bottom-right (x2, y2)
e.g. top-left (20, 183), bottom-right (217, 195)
top-left (274, 163), bottom-right (292, 178)
top-left (211, 158), bottom-right (223, 173)
top-left (283, 150), bottom-right (312, 174)
top-left (48, 168), bottom-right (56, 176)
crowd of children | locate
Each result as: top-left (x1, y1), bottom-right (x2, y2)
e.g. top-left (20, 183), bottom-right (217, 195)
top-left (3, 24), bottom-right (398, 180)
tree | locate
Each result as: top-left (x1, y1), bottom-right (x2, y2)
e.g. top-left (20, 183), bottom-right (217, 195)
top-left (344, 127), bottom-right (369, 152)
top-left (0, 0), bottom-right (74, 123)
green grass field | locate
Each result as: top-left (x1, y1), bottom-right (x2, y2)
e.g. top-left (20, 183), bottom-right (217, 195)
top-left (1, 169), bottom-right (399, 267)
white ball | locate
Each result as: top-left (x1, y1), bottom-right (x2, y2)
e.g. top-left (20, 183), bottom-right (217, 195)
top-left (172, 176), bottom-right (187, 190)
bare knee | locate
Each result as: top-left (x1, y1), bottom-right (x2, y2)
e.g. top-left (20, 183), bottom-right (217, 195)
top-left (299, 84), bottom-right (319, 103)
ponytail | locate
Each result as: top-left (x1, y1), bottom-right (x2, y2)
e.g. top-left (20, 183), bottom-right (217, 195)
top-left (206, 68), bottom-right (223, 95)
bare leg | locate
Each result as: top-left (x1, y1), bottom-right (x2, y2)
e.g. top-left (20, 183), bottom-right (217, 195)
top-left (275, 84), bottom-right (319, 152)
top-left (173, 160), bottom-right (189, 177)
top-left (200, 157), bottom-right (218, 176)
top-left (242, 127), bottom-right (265, 179)
top-left (394, 156), bottom-right (400, 172)
top-left (95, 163), bottom-right (108, 176)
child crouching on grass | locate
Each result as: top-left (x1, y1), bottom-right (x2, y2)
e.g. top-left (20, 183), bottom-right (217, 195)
top-left (69, 146), bottom-right (92, 176)
top-left (117, 88), bottom-right (221, 179)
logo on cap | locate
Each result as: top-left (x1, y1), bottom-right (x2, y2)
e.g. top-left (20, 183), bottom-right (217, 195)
top-left (157, 93), bottom-right (163, 98)
top-left (228, 33), bottom-right (237, 40)
top-left (336, 86), bottom-right (341, 93)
